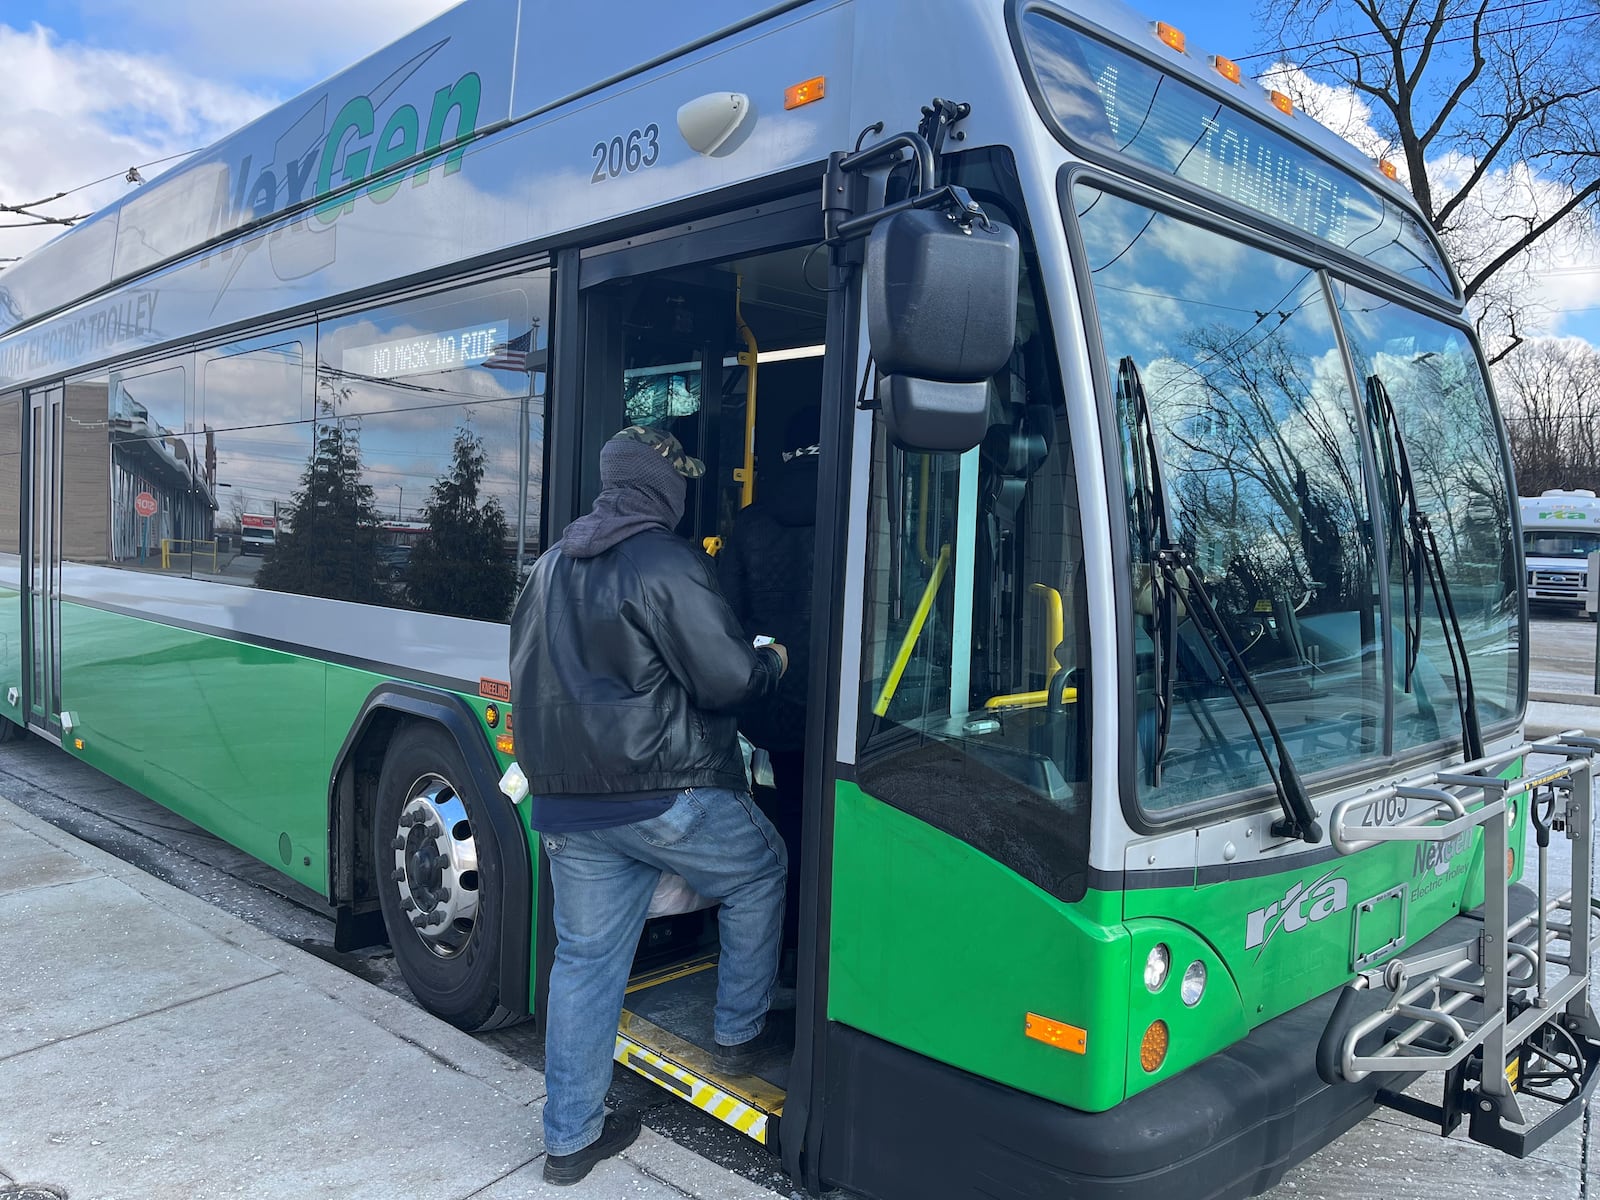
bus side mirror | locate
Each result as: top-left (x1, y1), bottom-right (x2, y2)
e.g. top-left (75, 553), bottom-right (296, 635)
top-left (864, 207), bottom-right (1019, 452)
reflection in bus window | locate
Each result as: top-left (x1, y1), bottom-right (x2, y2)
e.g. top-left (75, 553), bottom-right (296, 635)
top-left (93, 361), bottom-right (213, 575)
top-left (237, 270), bottom-right (549, 619)
top-left (201, 338), bottom-right (307, 585)
top-left (860, 196), bottom-right (1090, 903)
top-left (1332, 283), bottom-right (1520, 747)
top-left (1076, 186), bottom-right (1381, 814)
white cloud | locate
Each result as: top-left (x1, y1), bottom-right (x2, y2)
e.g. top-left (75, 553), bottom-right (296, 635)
top-left (0, 22), bottom-right (276, 262)
top-left (0, 0), bottom-right (458, 267)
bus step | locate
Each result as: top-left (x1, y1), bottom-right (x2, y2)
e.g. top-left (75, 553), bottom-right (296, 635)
top-left (613, 953), bottom-right (788, 1145)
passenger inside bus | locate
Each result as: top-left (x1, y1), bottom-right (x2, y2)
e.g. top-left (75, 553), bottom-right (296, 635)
top-left (717, 404), bottom-right (821, 984)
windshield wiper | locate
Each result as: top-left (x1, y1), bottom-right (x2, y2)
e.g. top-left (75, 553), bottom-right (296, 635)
top-left (1366, 375), bottom-right (1484, 761)
top-left (1121, 356), bottom-right (1323, 844)
top-left (1120, 358), bottom-right (1178, 783)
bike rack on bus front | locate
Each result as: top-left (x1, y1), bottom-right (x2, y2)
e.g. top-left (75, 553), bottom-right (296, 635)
top-left (1315, 732), bottom-right (1600, 1156)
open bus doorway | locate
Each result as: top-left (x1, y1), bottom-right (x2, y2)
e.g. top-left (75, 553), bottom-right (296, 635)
top-left (564, 221), bottom-right (831, 1140)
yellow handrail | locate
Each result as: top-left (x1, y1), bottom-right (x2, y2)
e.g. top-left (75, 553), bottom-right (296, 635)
top-left (983, 687), bottom-right (1079, 712)
top-left (916, 457), bottom-right (935, 567)
top-left (159, 538), bottom-right (220, 572)
top-left (873, 544), bottom-right (951, 717)
top-left (1032, 582), bottom-right (1064, 669)
top-left (982, 583), bottom-right (1068, 712)
top-left (734, 275), bottom-right (758, 508)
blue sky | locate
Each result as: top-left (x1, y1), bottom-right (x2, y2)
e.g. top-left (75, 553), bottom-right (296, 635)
top-left (1, 0), bottom-right (1595, 345)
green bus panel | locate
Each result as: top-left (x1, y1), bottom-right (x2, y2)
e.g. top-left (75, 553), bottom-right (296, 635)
top-left (830, 781), bottom-right (1137, 1114)
top-left (59, 601), bottom-right (333, 891)
top-left (831, 776), bottom-right (1532, 1112)
top-left (0, 585), bottom-right (21, 729)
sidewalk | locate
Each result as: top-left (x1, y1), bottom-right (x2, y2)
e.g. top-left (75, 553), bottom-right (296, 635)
top-left (0, 794), bottom-right (778, 1200)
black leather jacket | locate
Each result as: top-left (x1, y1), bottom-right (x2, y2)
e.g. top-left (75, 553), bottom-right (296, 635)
top-left (717, 456), bottom-right (817, 752)
top-left (509, 527), bottom-right (783, 797)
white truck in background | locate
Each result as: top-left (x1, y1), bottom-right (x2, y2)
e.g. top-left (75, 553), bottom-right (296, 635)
top-left (239, 511), bottom-right (277, 556)
top-left (1520, 489), bottom-right (1600, 616)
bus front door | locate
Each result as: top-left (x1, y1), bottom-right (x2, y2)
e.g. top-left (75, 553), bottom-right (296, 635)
top-left (543, 195), bottom-right (831, 1150)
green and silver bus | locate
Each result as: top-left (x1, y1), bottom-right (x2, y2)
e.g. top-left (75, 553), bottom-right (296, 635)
top-left (0, 0), bottom-right (1594, 1195)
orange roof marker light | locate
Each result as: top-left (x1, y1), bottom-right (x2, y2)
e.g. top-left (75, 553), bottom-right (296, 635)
top-left (1378, 158), bottom-right (1400, 181)
top-left (1025, 1012), bottom-right (1088, 1054)
top-left (785, 76), bottom-right (826, 110)
top-left (1153, 21), bottom-right (1186, 53)
top-left (1211, 54), bottom-right (1243, 85)
top-left (1269, 89), bottom-right (1295, 116)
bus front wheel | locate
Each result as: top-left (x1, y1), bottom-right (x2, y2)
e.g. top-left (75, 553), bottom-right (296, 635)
top-left (373, 721), bottom-right (518, 1031)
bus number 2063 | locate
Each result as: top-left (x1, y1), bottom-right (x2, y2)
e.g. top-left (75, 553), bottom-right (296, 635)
top-left (591, 125), bottom-right (661, 182)
top-left (1358, 795), bottom-right (1411, 828)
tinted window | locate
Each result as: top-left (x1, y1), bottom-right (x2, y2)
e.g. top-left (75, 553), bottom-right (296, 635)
top-left (251, 269), bottom-right (549, 619)
top-left (1075, 186), bottom-right (1381, 813)
top-left (199, 335), bottom-right (311, 586)
top-left (82, 360), bottom-right (211, 573)
top-left (0, 392), bottom-right (19, 554)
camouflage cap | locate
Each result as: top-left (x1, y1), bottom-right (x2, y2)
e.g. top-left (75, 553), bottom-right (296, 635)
top-left (609, 425), bottom-right (705, 478)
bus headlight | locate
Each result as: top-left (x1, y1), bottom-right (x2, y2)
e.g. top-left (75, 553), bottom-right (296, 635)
top-left (1181, 960), bottom-right (1207, 1007)
top-left (1144, 944), bottom-right (1171, 992)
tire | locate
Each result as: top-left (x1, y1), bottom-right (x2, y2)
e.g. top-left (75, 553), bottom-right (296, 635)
top-left (373, 720), bottom-right (519, 1031)
top-left (0, 716), bottom-right (22, 744)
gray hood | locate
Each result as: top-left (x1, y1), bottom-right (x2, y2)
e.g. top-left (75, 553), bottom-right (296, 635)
top-left (562, 437), bottom-right (688, 558)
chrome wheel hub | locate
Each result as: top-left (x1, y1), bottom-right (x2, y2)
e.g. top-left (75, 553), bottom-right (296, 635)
top-left (390, 775), bottom-right (480, 958)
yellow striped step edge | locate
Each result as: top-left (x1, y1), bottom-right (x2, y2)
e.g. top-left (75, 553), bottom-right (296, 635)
top-left (614, 1009), bottom-right (786, 1144)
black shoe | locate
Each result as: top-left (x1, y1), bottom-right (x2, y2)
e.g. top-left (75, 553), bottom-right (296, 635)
top-left (712, 1009), bottom-right (795, 1075)
top-left (543, 1111), bottom-right (642, 1186)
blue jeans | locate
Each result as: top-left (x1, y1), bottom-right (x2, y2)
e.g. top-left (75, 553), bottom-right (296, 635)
top-left (539, 787), bottom-right (786, 1156)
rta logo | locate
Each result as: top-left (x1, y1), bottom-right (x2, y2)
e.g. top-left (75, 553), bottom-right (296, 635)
top-left (1245, 869), bottom-right (1349, 953)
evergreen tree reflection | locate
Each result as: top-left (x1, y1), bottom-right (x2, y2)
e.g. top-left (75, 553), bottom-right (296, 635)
top-left (403, 421), bottom-right (515, 620)
top-left (255, 386), bottom-right (384, 602)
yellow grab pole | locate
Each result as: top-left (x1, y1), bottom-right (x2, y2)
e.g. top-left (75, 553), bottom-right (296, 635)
top-left (734, 275), bottom-right (758, 508)
top-left (873, 545), bottom-right (952, 717)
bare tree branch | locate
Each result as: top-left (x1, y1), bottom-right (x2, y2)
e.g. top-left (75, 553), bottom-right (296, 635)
top-left (1254, 0), bottom-right (1600, 340)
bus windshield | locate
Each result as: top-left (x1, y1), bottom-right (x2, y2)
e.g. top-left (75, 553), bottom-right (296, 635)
top-left (1072, 184), bottom-right (1520, 814)
top-left (1525, 532), bottom-right (1600, 559)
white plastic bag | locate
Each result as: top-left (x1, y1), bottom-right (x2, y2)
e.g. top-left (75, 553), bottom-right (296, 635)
top-left (647, 872), bottom-right (716, 918)
top-left (739, 733), bottom-right (775, 790)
